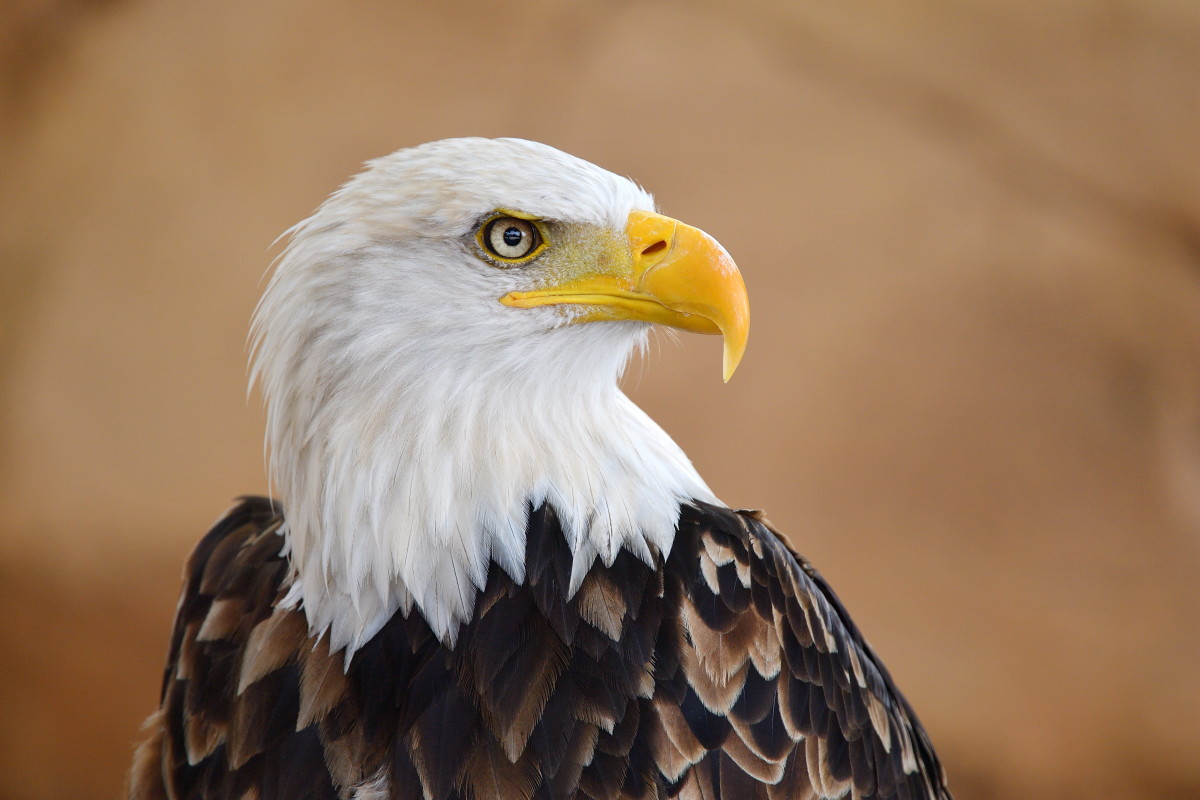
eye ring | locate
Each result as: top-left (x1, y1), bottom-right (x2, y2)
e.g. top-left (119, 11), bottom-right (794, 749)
top-left (478, 215), bottom-right (546, 263)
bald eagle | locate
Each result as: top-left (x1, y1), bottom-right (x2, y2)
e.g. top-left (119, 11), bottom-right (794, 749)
top-left (129, 138), bottom-right (952, 800)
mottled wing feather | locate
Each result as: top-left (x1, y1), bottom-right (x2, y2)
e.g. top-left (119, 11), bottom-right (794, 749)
top-left (657, 503), bottom-right (951, 800)
top-left (130, 498), bottom-right (950, 800)
top-left (130, 497), bottom-right (341, 800)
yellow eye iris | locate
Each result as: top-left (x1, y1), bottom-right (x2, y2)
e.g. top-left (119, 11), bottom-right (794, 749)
top-left (479, 216), bottom-right (544, 262)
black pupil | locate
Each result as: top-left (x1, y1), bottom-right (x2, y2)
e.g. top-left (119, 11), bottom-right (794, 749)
top-left (502, 226), bottom-right (524, 247)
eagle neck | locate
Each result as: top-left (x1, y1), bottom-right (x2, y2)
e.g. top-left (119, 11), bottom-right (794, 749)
top-left (272, 325), bottom-right (717, 658)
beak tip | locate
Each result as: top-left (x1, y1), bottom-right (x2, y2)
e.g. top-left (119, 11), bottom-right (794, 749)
top-left (720, 309), bottom-right (748, 382)
top-left (721, 339), bottom-right (745, 383)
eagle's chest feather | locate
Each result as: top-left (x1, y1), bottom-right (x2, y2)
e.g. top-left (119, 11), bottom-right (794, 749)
top-left (135, 496), bottom-right (949, 800)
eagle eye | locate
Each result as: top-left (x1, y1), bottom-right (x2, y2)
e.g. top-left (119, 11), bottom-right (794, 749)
top-left (479, 216), bottom-right (544, 262)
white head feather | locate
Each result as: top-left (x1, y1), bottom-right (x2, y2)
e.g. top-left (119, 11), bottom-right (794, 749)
top-left (250, 138), bottom-right (717, 656)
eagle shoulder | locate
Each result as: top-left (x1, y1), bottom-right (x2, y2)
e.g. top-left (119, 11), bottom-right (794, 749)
top-left (129, 496), bottom-right (342, 800)
top-left (654, 501), bottom-right (952, 800)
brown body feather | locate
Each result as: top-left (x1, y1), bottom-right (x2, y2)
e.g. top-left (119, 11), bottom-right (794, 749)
top-left (130, 498), bottom-right (951, 800)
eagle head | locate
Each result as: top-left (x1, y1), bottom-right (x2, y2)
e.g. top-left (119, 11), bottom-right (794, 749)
top-left (249, 138), bottom-right (749, 655)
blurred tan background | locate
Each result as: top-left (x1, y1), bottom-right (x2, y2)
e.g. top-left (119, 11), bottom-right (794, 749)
top-left (1, 1), bottom-right (1198, 798)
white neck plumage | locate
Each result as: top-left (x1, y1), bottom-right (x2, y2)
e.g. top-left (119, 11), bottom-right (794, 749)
top-left (265, 315), bottom-right (715, 658)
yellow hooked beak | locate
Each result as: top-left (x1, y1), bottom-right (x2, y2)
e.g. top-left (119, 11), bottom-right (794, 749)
top-left (500, 210), bottom-right (750, 381)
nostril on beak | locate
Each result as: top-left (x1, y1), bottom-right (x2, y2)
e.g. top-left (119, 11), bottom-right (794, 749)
top-left (641, 239), bottom-right (669, 258)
